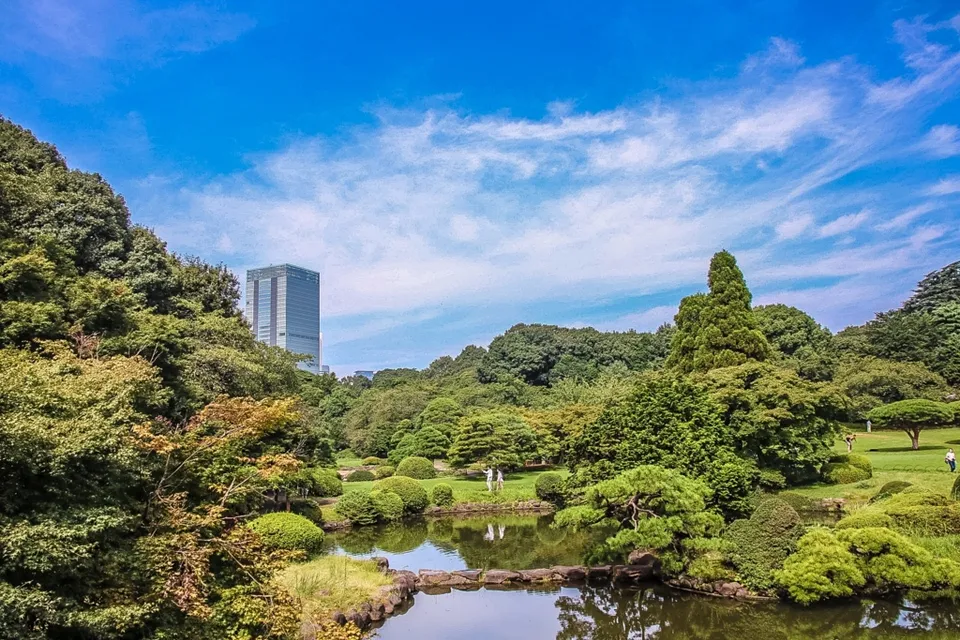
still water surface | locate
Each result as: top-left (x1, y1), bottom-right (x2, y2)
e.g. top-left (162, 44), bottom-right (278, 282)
top-left (326, 514), bottom-right (960, 639)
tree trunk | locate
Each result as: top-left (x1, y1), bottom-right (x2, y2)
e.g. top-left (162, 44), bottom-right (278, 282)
top-left (911, 429), bottom-right (920, 450)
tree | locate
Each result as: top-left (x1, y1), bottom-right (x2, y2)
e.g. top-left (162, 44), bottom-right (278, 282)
top-left (447, 412), bottom-right (538, 469)
top-left (835, 356), bottom-right (948, 419)
top-left (903, 260), bottom-right (960, 313)
top-left (867, 399), bottom-right (955, 450)
top-left (553, 465), bottom-right (723, 570)
top-left (667, 251), bottom-right (770, 373)
top-left (753, 304), bottom-right (831, 357)
top-left (411, 425), bottom-right (451, 459)
top-left (703, 362), bottom-right (845, 484)
top-left (417, 396), bottom-right (464, 437)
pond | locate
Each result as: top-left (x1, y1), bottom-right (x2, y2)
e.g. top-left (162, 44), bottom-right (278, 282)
top-left (326, 513), bottom-right (613, 571)
top-left (326, 513), bottom-right (960, 639)
top-left (374, 583), bottom-right (960, 639)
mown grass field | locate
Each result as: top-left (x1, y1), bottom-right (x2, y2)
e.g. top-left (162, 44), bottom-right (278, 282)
top-left (277, 555), bottom-right (392, 623)
top-left (341, 469), bottom-right (552, 503)
top-left (788, 426), bottom-right (960, 501)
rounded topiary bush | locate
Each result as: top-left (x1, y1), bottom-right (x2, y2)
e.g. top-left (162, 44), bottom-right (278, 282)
top-left (346, 469), bottom-right (375, 482)
top-left (953, 476), bottom-right (960, 502)
top-left (362, 456), bottom-right (384, 466)
top-left (724, 497), bottom-right (803, 591)
top-left (334, 491), bottom-right (379, 525)
top-left (313, 469), bottom-right (343, 497)
top-left (370, 489), bottom-right (404, 521)
top-left (247, 512), bottom-right (324, 552)
top-left (430, 483), bottom-right (454, 507)
top-left (535, 472), bottom-right (566, 505)
top-left (823, 463), bottom-right (870, 485)
top-left (846, 454), bottom-right (872, 475)
top-left (836, 510), bottom-right (894, 529)
top-left (375, 465), bottom-right (395, 479)
top-left (871, 480), bottom-right (912, 503)
top-left (396, 456), bottom-right (437, 479)
top-left (374, 476), bottom-right (429, 514)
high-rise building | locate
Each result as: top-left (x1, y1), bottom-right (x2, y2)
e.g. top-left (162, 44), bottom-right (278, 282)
top-left (245, 264), bottom-right (322, 374)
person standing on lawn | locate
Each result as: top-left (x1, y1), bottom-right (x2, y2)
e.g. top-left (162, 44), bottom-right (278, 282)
top-left (844, 433), bottom-right (857, 453)
top-left (946, 449), bottom-right (956, 473)
top-left (485, 466), bottom-right (494, 492)
top-left (496, 468), bottom-right (504, 492)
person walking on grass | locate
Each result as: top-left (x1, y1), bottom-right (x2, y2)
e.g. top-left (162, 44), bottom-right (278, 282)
top-left (485, 466), bottom-right (494, 492)
top-left (496, 468), bottom-right (504, 492)
top-left (946, 449), bottom-right (956, 473)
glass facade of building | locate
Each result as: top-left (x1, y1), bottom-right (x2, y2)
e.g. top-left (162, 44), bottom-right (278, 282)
top-left (245, 264), bottom-right (322, 374)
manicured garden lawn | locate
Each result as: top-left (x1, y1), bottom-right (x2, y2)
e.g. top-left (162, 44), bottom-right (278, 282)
top-left (340, 469), bottom-right (557, 504)
top-left (788, 426), bottom-right (960, 501)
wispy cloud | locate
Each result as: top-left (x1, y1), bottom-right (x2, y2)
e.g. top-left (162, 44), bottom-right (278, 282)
top-left (919, 124), bottom-right (960, 157)
top-left (136, 13), bottom-right (960, 346)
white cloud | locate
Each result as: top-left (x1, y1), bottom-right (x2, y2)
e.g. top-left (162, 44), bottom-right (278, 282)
top-left (133, 13), bottom-right (960, 337)
top-left (742, 37), bottom-right (805, 72)
top-left (926, 176), bottom-right (960, 196)
top-left (919, 124), bottom-right (960, 157)
top-left (818, 211), bottom-right (870, 237)
top-left (776, 213), bottom-right (814, 240)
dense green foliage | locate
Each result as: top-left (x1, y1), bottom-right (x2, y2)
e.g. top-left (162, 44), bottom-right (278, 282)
top-left (247, 513), bottom-right (325, 552)
top-left (374, 465), bottom-right (395, 479)
top-left (430, 483), bottom-right (455, 507)
top-left (311, 469), bottom-right (344, 497)
top-left (372, 476), bottom-right (430, 515)
top-left (554, 465), bottom-right (724, 572)
top-left (448, 411), bottom-right (538, 469)
top-left (535, 471), bottom-right (567, 505)
top-left (724, 497), bottom-right (803, 591)
top-left (822, 463), bottom-right (871, 485)
top-left (346, 469), bottom-right (376, 482)
top-left (395, 456), bottom-right (437, 479)
top-left (867, 399), bottom-right (955, 449)
top-left (369, 490), bottom-right (405, 522)
top-left (668, 251), bottom-right (770, 372)
top-left (334, 491), bottom-right (379, 526)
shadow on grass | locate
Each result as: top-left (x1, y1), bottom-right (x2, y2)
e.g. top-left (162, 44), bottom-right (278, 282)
top-left (866, 446), bottom-right (942, 452)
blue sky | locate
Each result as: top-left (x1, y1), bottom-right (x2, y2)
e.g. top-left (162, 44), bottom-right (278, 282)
top-left (2, 1), bottom-right (960, 375)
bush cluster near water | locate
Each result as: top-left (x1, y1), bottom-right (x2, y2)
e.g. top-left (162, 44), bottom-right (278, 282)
top-left (821, 453), bottom-right (873, 485)
top-left (373, 476), bottom-right (430, 514)
top-left (370, 489), bottom-right (405, 521)
top-left (246, 512), bottom-right (325, 552)
top-left (430, 483), bottom-right (454, 507)
top-left (395, 456), bottom-right (437, 479)
top-left (724, 497), bottom-right (803, 590)
top-left (535, 471), bottom-right (566, 505)
top-left (313, 469), bottom-right (344, 497)
top-left (334, 491), bottom-right (379, 526)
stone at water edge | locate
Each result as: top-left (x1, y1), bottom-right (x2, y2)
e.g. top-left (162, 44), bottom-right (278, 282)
top-left (518, 568), bottom-right (555, 582)
top-left (331, 611), bottom-right (347, 626)
top-left (418, 570), bottom-right (452, 586)
top-left (627, 550), bottom-right (662, 574)
top-left (483, 569), bottom-right (522, 584)
top-left (586, 565), bottom-right (612, 580)
top-left (715, 582), bottom-right (743, 597)
top-left (452, 569), bottom-right (483, 581)
top-left (551, 566), bottom-right (587, 581)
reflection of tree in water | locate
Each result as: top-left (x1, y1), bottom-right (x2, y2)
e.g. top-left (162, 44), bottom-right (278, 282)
top-left (555, 585), bottom-right (960, 640)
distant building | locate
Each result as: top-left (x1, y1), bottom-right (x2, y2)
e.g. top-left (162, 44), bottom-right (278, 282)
top-left (245, 264), bottom-right (322, 374)
top-left (354, 370), bottom-right (375, 380)
top-left (320, 365), bottom-right (330, 374)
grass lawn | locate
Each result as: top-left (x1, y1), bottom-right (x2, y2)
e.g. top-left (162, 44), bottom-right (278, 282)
top-left (787, 426), bottom-right (960, 502)
top-left (340, 469), bottom-right (556, 504)
top-left (277, 555), bottom-right (392, 622)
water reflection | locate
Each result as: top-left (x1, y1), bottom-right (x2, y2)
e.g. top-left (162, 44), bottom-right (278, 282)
top-left (374, 583), bottom-right (960, 640)
top-left (327, 514), bottom-right (612, 572)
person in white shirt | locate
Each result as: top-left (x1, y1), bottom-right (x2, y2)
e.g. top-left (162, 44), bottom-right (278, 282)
top-left (496, 468), bottom-right (504, 491)
top-left (485, 467), bottom-right (493, 492)
top-left (946, 448), bottom-right (956, 473)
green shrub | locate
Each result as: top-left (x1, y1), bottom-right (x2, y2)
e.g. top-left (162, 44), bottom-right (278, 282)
top-left (247, 512), bottom-right (324, 552)
top-left (333, 491), bottom-right (379, 526)
top-left (885, 503), bottom-right (960, 536)
top-left (373, 476), bottom-right (429, 514)
top-left (430, 483), bottom-right (455, 507)
top-left (827, 453), bottom-right (850, 464)
top-left (370, 489), bottom-right (404, 521)
top-left (836, 511), bottom-right (893, 530)
top-left (290, 499), bottom-right (324, 524)
top-left (535, 472), bottom-right (567, 505)
top-left (361, 456), bottom-right (384, 466)
top-left (777, 492), bottom-right (816, 513)
top-left (775, 527), bottom-right (865, 604)
top-left (724, 497), bottom-right (803, 591)
top-left (395, 456), bottom-right (436, 479)
top-left (312, 469), bottom-right (343, 497)
top-left (758, 469), bottom-right (787, 490)
top-left (375, 465), bottom-right (395, 479)
top-left (346, 469), bottom-right (375, 482)
top-left (822, 463), bottom-right (870, 485)
top-left (845, 454), bottom-right (872, 475)
top-left (952, 475), bottom-right (960, 502)
top-left (871, 481), bottom-right (912, 502)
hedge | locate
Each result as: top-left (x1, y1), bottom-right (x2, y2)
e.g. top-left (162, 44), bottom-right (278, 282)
top-left (362, 456), bottom-right (384, 466)
top-left (395, 456), bottom-right (437, 479)
top-left (247, 512), bottom-right (324, 552)
top-left (822, 463), bottom-right (870, 485)
top-left (370, 489), bottom-right (404, 521)
top-left (724, 497), bottom-right (803, 591)
top-left (534, 472), bottom-right (566, 505)
top-left (373, 476), bottom-right (429, 514)
top-left (836, 511), bottom-right (894, 529)
top-left (430, 483), bottom-right (454, 507)
top-left (334, 491), bottom-right (379, 525)
top-left (375, 465), bottom-right (395, 479)
top-left (313, 469), bottom-right (343, 497)
top-left (346, 469), bottom-right (375, 482)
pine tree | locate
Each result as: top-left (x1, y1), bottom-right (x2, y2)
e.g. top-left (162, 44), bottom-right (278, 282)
top-left (413, 425), bottom-right (450, 458)
top-left (667, 251), bottom-right (770, 372)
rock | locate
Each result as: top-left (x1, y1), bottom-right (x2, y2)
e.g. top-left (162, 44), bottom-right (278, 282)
top-left (627, 550), bottom-right (662, 576)
top-left (418, 570), bottom-right (453, 586)
top-left (420, 585), bottom-right (452, 596)
top-left (388, 591), bottom-right (404, 606)
top-left (373, 556), bottom-right (390, 573)
top-left (551, 566), bottom-right (587, 581)
top-left (383, 601), bottom-right (395, 615)
top-left (452, 569), bottom-right (483, 582)
top-left (331, 611), bottom-right (347, 625)
top-left (518, 568), bottom-right (555, 582)
top-left (483, 569), bottom-right (521, 584)
top-left (346, 610), bottom-right (370, 629)
top-left (587, 565), bottom-right (611, 580)
top-left (735, 588), bottom-right (749, 599)
top-left (716, 582), bottom-right (742, 597)
top-left (612, 564), bottom-right (655, 582)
